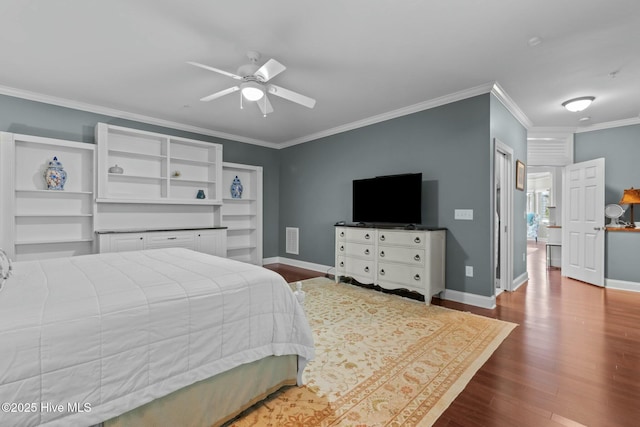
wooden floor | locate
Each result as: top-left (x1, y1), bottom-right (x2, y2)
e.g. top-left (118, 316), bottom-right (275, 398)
top-left (264, 242), bottom-right (640, 427)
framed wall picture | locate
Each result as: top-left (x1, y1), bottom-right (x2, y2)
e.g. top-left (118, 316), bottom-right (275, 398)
top-left (516, 160), bottom-right (525, 191)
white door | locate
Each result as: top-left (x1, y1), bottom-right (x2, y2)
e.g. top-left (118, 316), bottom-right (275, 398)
top-left (562, 158), bottom-right (605, 286)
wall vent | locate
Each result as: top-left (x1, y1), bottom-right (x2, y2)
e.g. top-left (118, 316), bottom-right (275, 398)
top-left (286, 227), bottom-right (299, 255)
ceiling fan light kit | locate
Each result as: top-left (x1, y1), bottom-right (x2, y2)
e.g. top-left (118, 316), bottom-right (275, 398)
top-left (562, 96), bottom-right (595, 112)
top-left (240, 80), bottom-right (264, 101)
top-left (189, 51), bottom-right (316, 116)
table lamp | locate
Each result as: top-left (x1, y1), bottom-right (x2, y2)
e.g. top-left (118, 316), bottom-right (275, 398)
top-left (619, 187), bottom-right (640, 228)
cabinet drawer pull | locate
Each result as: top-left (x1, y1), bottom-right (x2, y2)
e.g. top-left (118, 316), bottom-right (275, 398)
top-left (379, 269), bottom-right (385, 276)
top-left (414, 254), bottom-right (421, 261)
top-left (414, 237), bottom-right (421, 244)
top-left (380, 251), bottom-right (385, 258)
top-left (364, 249), bottom-right (370, 255)
top-left (414, 274), bottom-right (421, 281)
top-left (364, 233), bottom-right (370, 240)
top-left (339, 245), bottom-right (344, 251)
top-left (380, 234), bottom-right (386, 241)
top-left (167, 237), bottom-right (177, 240)
top-left (340, 231), bottom-right (345, 237)
top-left (139, 237), bottom-right (144, 240)
top-left (364, 266), bottom-right (369, 273)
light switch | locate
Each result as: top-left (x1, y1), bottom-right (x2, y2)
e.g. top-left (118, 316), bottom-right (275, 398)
top-left (455, 209), bottom-right (474, 220)
top-left (465, 266), bottom-right (474, 277)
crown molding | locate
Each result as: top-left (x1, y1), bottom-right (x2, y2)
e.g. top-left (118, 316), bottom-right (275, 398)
top-left (574, 117), bottom-right (640, 133)
top-left (490, 82), bottom-right (533, 129)
top-left (0, 85), bottom-right (279, 149)
top-left (279, 82), bottom-right (497, 148)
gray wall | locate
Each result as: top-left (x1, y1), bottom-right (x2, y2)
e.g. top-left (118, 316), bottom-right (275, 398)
top-left (574, 124), bottom-right (640, 282)
top-left (0, 94), bottom-right (281, 257)
top-left (279, 94), bottom-right (522, 297)
top-left (1, 92), bottom-right (530, 296)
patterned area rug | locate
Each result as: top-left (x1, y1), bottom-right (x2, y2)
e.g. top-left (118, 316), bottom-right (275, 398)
top-left (230, 278), bottom-right (516, 427)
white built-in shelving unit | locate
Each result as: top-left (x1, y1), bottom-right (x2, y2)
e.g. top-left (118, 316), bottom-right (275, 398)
top-left (94, 123), bottom-right (224, 233)
top-left (0, 133), bottom-right (95, 261)
top-left (96, 123), bottom-right (222, 204)
top-left (222, 162), bottom-right (263, 265)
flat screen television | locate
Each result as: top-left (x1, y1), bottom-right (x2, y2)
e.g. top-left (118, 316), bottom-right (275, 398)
top-left (352, 173), bottom-right (422, 224)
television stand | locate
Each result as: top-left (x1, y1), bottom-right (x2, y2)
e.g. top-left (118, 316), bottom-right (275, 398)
top-left (334, 224), bottom-right (446, 305)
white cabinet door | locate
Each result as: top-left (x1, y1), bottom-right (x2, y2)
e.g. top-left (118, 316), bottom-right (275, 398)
top-left (106, 234), bottom-right (145, 252)
top-left (195, 229), bottom-right (227, 257)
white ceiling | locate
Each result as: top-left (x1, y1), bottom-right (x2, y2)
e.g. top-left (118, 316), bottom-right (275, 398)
top-left (1, 0), bottom-right (639, 147)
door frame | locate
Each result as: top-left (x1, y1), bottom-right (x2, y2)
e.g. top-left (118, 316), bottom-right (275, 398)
top-left (493, 138), bottom-right (514, 292)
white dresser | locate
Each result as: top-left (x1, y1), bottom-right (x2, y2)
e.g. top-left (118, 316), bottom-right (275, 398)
top-left (335, 225), bottom-right (446, 304)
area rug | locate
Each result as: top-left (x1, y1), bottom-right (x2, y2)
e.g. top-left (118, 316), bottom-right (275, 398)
top-left (230, 278), bottom-right (517, 427)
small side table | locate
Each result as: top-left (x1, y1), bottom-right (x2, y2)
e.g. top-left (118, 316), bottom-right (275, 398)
top-left (546, 243), bottom-right (561, 268)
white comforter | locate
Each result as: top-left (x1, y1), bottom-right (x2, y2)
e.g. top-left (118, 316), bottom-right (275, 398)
top-left (0, 248), bottom-right (315, 427)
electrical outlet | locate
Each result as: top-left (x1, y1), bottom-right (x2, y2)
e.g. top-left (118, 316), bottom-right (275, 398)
top-left (465, 266), bottom-right (474, 277)
top-left (455, 209), bottom-right (474, 220)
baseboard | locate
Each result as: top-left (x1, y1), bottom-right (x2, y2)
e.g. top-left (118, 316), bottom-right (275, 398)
top-left (439, 289), bottom-right (496, 309)
top-left (605, 278), bottom-right (640, 293)
top-left (512, 271), bottom-right (529, 292)
top-left (262, 256), bottom-right (333, 276)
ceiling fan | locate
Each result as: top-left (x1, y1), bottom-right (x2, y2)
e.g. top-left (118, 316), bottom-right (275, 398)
top-left (188, 51), bottom-right (316, 116)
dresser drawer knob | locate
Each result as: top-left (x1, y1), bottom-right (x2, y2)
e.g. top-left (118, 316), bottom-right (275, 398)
top-left (339, 245), bottom-right (344, 251)
top-left (414, 254), bottom-right (421, 261)
top-left (380, 251), bottom-right (385, 258)
top-left (380, 234), bottom-right (386, 241)
top-left (340, 231), bottom-right (345, 237)
top-left (414, 237), bottom-right (421, 244)
top-left (364, 249), bottom-right (370, 255)
top-left (364, 266), bottom-right (369, 273)
top-left (380, 269), bottom-right (385, 276)
top-left (414, 274), bottom-right (421, 281)
top-left (339, 261), bottom-right (344, 267)
top-left (365, 233), bottom-right (370, 240)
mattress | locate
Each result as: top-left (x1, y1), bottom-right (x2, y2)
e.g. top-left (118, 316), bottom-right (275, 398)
top-left (0, 248), bottom-right (315, 427)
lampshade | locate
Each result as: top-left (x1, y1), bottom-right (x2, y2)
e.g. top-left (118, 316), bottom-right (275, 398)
top-left (562, 96), bottom-right (595, 112)
top-left (619, 187), bottom-right (640, 228)
top-left (619, 188), bottom-right (640, 205)
top-left (240, 81), bottom-right (264, 101)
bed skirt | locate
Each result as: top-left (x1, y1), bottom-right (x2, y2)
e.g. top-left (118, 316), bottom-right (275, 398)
top-left (103, 355), bottom-right (297, 427)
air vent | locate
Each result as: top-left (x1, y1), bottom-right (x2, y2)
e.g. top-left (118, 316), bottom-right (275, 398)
top-left (286, 227), bottom-right (299, 255)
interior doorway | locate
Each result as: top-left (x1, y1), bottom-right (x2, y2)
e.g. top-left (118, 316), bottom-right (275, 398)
top-left (494, 139), bottom-right (514, 293)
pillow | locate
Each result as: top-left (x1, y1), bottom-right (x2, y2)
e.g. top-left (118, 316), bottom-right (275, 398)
top-left (0, 249), bottom-right (13, 292)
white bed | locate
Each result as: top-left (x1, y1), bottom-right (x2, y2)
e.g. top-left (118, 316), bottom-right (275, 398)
top-left (0, 248), bottom-right (314, 427)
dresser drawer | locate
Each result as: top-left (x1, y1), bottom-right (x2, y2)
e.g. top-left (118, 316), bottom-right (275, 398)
top-left (378, 262), bottom-right (425, 287)
top-left (145, 231), bottom-right (195, 249)
top-left (378, 230), bottom-right (426, 247)
top-left (345, 228), bottom-right (375, 243)
top-left (378, 246), bottom-right (425, 266)
top-left (344, 257), bottom-right (375, 282)
top-left (336, 255), bottom-right (346, 273)
top-left (336, 227), bottom-right (347, 241)
top-left (345, 242), bottom-right (374, 259)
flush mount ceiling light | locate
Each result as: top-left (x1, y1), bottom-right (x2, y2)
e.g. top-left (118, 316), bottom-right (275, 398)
top-left (240, 80), bottom-right (264, 101)
top-left (562, 96), bottom-right (595, 112)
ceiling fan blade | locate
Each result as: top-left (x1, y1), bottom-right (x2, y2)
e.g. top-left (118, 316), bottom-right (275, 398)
top-left (255, 59), bottom-right (286, 82)
top-left (187, 61), bottom-right (242, 80)
top-left (257, 95), bottom-right (274, 116)
top-left (200, 86), bottom-right (239, 102)
top-left (267, 84), bottom-right (316, 109)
